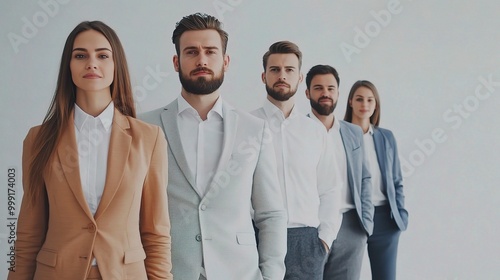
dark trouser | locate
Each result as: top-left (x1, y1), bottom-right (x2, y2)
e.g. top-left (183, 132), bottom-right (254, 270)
top-left (367, 205), bottom-right (401, 280)
top-left (285, 227), bottom-right (328, 280)
top-left (323, 209), bottom-right (368, 280)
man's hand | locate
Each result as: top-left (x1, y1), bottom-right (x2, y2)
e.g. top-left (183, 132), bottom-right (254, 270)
top-left (321, 239), bottom-right (330, 253)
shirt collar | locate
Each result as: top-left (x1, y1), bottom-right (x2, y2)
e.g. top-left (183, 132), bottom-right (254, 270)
top-left (309, 111), bottom-right (339, 133)
top-left (177, 94), bottom-right (194, 115)
top-left (74, 101), bottom-right (114, 132)
top-left (366, 124), bottom-right (374, 136)
top-left (211, 96), bottom-right (223, 119)
top-left (308, 111), bottom-right (324, 127)
top-left (263, 98), bottom-right (297, 120)
top-left (177, 95), bottom-right (223, 119)
top-left (332, 116), bottom-right (341, 132)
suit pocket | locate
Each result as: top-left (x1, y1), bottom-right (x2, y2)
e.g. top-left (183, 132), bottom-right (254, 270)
top-left (36, 248), bottom-right (57, 267)
top-left (231, 148), bottom-right (260, 164)
top-left (399, 208), bottom-right (409, 227)
top-left (124, 247), bottom-right (146, 264)
top-left (236, 232), bottom-right (257, 245)
top-left (352, 142), bottom-right (361, 151)
top-left (317, 238), bottom-right (327, 256)
top-left (123, 248), bottom-right (148, 279)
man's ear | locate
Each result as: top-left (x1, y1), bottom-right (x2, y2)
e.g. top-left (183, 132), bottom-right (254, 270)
top-left (223, 54), bottom-right (230, 71)
top-left (173, 55), bottom-right (180, 72)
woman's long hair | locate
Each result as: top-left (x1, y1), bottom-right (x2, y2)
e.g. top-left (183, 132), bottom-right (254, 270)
top-left (343, 80), bottom-right (381, 126)
top-left (26, 21), bottom-right (135, 205)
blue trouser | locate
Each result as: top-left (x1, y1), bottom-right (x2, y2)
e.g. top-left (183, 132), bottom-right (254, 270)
top-left (367, 205), bottom-right (401, 280)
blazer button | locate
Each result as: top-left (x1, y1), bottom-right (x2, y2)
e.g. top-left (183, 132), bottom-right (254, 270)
top-left (195, 234), bottom-right (202, 242)
top-left (200, 204), bottom-right (207, 211)
top-left (87, 223), bottom-right (96, 233)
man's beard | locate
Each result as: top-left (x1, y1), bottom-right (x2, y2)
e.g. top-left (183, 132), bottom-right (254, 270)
top-left (310, 97), bottom-right (336, 116)
top-left (265, 82), bottom-right (297, 101)
top-left (179, 66), bottom-right (224, 95)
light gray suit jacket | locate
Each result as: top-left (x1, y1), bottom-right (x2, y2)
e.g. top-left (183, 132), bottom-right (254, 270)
top-left (373, 127), bottom-right (409, 231)
top-left (339, 120), bottom-right (375, 235)
top-left (140, 99), bottom-right (287, 280)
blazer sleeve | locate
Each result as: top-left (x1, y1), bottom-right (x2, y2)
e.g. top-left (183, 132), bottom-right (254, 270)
top-left (359, 132), bottom-right (374, 235)
top-left (8, 127), bottom-right (49, 280)
top-left (140, 126), bottom-right (173, 280)
top-left (388, 130), bottom-right (409, 226)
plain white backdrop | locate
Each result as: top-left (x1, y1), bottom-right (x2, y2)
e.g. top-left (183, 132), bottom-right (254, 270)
top-left (1, 1), bottom-right (499, 279)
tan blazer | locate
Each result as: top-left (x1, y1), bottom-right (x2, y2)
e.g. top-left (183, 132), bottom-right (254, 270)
top-left (8, 109), bottom-right (172, 280)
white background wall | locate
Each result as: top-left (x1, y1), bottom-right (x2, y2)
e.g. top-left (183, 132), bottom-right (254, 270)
top-left (1, 1), bottom-right (499, 279)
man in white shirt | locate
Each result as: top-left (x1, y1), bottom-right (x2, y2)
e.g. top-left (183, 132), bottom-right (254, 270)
top-left (251, 41), bottom-right (342, 280)
top-left (304, 64), bottom-right (374, 280)
top-left (140, 13), bottom-right (287, 280)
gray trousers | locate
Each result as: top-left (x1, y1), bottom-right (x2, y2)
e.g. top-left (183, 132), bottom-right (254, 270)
top-left (285, 227), bottom-right (328, 280)
top-left (323, 210), bottom-right (368, 280)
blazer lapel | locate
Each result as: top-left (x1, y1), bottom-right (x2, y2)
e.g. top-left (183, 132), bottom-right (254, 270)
top-left (94, 109), bottom-right (132, 220)
top-left (373, 128), bottom-right (388, 189)
top-left (56, 112), bottom-right (94, 220)
top-left (203, 102), bottom-right (238, 198)
top-left (339, 122), bottom-right (358, 196)
top-left (160, 102), bottom-right (197, 190)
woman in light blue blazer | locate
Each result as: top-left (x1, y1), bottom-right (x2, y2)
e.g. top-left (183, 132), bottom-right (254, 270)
top-left (344, 80), bottom-right (409, 280)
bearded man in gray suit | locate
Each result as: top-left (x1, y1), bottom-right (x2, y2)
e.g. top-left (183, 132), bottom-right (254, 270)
top-left (305, 65), bottom-right (374, 280)
top-left (140, 13), bottom-right (287, 280)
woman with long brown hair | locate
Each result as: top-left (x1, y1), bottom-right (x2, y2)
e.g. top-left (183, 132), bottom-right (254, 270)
top-left (9, 21), bottom-right (172, 280)
top-left (344, 80), bottom-right (408, 280)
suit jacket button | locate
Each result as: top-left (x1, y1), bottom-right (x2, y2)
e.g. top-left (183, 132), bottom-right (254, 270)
top-left (88, 223), bottom-right (96, 233)
top-left (195, 234), bottom-right (202, 242)
top-left (200, 204), bottom-right (207, 211)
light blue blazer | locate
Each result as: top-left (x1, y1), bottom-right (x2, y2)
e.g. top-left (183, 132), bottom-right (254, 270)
top-left (373, 127), bottom-right (409, 231)
top-left (339, 120), bottom-right (375, 235)
top-left (140, 99), bottom-right (287, 280)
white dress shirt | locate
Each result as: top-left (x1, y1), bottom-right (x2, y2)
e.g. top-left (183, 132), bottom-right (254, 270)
top-left (252, 99), bottom-right (342, 246)
top-left (177, 95), bottom-right (224, 279)
top-left (177, 96), bottom-right (224, 277)
top-left (364, 125), bottom-right (387, 206)
top-left (74, 101), bottom-right (113, 266)
top-left (177, 95), bottom-right (224, 198)
top-left (310, 114), bottom-right (355, 213)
